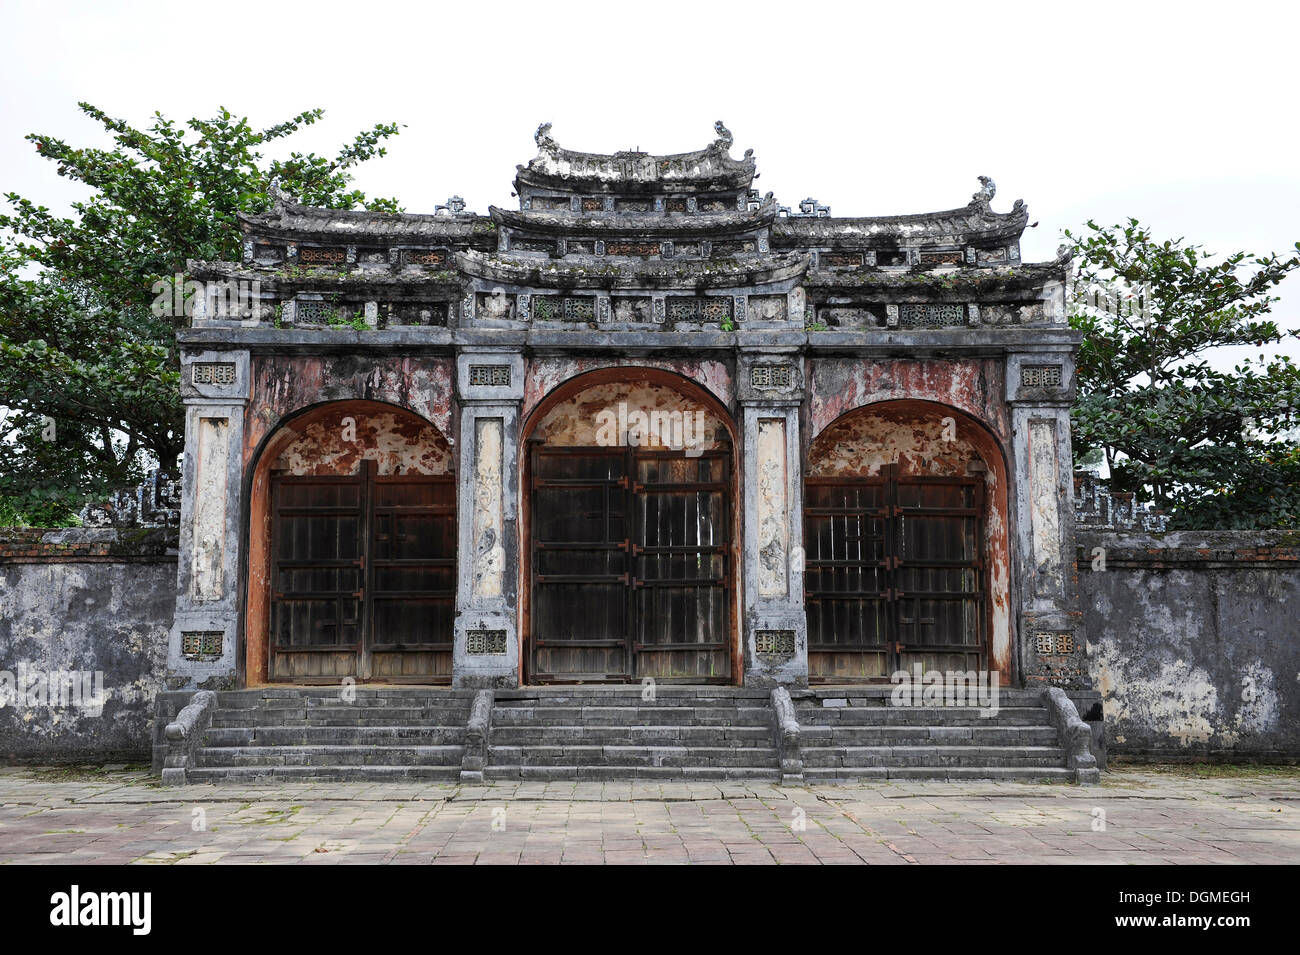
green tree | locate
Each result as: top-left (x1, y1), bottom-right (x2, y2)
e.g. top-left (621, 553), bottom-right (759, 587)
top-left (1066, 219), bottom-right (1300, 529)
top-left (0, 103), bottom-right (402, 524)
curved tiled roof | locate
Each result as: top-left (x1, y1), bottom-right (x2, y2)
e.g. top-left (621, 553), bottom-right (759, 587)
top-left (514, 121), bottom-right (757, 194)
top-left (773, 196), bottom-right (1030, 246)
top-left (239, 198), bottom-right (488, 241)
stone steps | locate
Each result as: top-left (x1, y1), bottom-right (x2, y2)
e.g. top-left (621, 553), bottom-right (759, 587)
top-left (204, 725), bottom-right (468, 746)
top-left (486, 744), bottom-right (780, 768)
top-left (210, 713), bottom-right (469, 728)
top-left (489, 724), bottom-right (773, 745)
top-left (186, 765), bottom-right (463, 783)
top-left (802, 766), bottom-right (1077, 783)
top-left (490, 706), bottom-right (771, 726)
top-left (190, 689), bottom-right (475, 780)
top-left (167, 684), bottom-right (1093, 784)
top-left (483, 765), bottom-right (783, 782)
top-left (196, 744), bottom-right (465, 767)
top-left (800, 745), bottom-right (1067, 768)
top-left (799, 725), bottom-right (1061, 745)
top-left (484, 688), bottom-right (778, 780)
top-left (794, 705), bottom-right (1048, 726)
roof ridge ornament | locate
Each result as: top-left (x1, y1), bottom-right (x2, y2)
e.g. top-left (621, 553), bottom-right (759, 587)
top-left (535, 121), bottom-right (558, 154)
top-left (973, 175), bottom-right (996, 205)
top-left (435, 195), bottom-right (470, 216)
top-left (777, 197), bottom-right (831, 218)
top-left (268, 176), bottom-right (291, 216)
top-left (713, 120), bottom-right (733, 150)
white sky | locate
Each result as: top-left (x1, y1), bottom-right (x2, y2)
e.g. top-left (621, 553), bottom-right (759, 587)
top-left (2, 0), bottom-right (1298, 365)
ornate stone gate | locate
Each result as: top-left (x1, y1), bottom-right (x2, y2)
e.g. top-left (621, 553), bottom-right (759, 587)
top-left (165, 122), bottom-right (1085, 692)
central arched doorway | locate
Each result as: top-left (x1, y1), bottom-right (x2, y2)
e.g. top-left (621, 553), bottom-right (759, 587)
top-left (246, 400), bottom-right (456, 684)
top-left (522, 370), bottom-right (738, 684)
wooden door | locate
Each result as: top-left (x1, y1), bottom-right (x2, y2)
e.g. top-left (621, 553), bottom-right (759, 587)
top-left (528, 445), bottom-right (732, 683)
top-left (804, 465), bottom-right (985, 682)
top-left (269, 462), bottom-right (454, 683)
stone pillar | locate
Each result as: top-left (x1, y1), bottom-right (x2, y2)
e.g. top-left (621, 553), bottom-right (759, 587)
top-left (737, 353), bottom-right (808, 686)
top-left (167, 350), bottom-right (250, 690)
top-left (453, 350), bottom-right (524, 688)
top-left (1006, 351), bottom-right (1087, 688)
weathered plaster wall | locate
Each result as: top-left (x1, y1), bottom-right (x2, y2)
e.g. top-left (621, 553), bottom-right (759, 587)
top-left (525, 357), bottom-right (733, 421)
top-left (1080, 530), bottom-right (1300, 759)
top-left (808, 357), bottom-right (1009, 448)
top-left (529, 380), bottom-right (729, 450)
top-left (0, 529), bottom-right (175, 762)
top-left (270, 405), bottom-right (451, 476)
top-left (247, 355), bottom-right (454, 464)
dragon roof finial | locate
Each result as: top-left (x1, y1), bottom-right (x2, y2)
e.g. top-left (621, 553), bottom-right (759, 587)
top-left (268, 176), bottom-right (289, 215)
top-left (535, 122), bottom-right (556, 151)
top-left (973, 175), bottom-right (996, 204)
top-left (714, 120), bottom-right (734, 149)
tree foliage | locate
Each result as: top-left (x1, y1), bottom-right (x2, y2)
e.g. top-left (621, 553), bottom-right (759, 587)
top-left (0, 104), bottom-right (401, 524)
top-left (1066, 219), bottom-right (1300, 529)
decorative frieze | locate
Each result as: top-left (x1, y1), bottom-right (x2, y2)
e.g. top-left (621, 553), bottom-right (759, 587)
top-left (191, 363), bottom-right (236, 386)
top-left (1036, 632), bottom-right (1076, 656)
top-left (294, 300), bottom-right (333, 324)
top-left (405, 249), bottom-right (449, 267)
top-left (299, 247), bottom-right (346, 266)
top-left (821, 252), bottom-right (861, 268)
top-left (899, 303), bottom-right (965, 327)
top-left (466, 630), bottom-right (508, 655)
top-left (1022, 364), bottom-right (1063, 388)
top-left (469, 365), bottom-right (511, 387)
top-left (750, 365), bottom-right (793, 390)
top-left (181, 631), bottom-right (223, 658)
top-left (667, 297), bottom-right (732, 323)
top-left (605, 240), bottom-right (661, 256)
top-left (754, 630), bottom-right (796, 656)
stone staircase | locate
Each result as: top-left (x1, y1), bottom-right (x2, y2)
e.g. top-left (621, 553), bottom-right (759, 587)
top-left (794, 687), bottom-right (1076, 783)
top-left (156, 684), bottom-right (1100, 785)
top-left (483, 686), bottom-right (780, 781)
top-left (183, 688), bottom-right (475, 783)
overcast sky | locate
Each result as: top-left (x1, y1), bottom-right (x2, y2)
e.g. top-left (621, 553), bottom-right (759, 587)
top-left (2, 0), bottom-right (1297, 363)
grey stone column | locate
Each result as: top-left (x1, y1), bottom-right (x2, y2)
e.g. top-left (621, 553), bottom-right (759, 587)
top-left (737, 353), bottom-right (808, 687)
top-left (452, 350), bottom-right (524, 688)
top-left (167, 350), bottom-right (250, 690)
top-left (1006, 352), bottom-right (1088, 689)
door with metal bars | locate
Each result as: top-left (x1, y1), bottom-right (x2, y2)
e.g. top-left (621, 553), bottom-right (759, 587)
top-left (804, 464), bottom-right (986, 682)
top-left (528, 443), bottom-right (732, 683)
top-left (268, 461), bottom-right (456, 682)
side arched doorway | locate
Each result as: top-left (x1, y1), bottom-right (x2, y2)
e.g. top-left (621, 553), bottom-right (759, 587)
top-left (522, 370), bottom-right (739, 684)
top-left (245, 401), bottom-right (456, 684)
top-left (804, 400), bottom-right (1012, 683)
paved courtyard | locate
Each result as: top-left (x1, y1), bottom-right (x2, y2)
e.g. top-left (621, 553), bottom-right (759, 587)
top-left (1, 765), bottom-right (1297, 864)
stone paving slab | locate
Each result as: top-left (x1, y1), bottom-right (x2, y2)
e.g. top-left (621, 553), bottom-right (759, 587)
top-left (0, 766), bottom-right (1297, 864)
